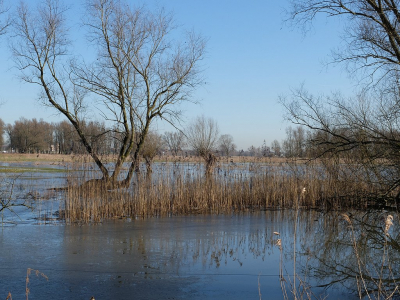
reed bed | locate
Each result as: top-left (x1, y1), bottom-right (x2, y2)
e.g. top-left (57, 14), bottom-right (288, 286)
top-left (62, 158), bottom-right (391, 223)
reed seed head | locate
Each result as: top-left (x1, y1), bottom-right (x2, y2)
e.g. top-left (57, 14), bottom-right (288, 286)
top-left (384, 215), bottom-right (394, 236)
top-left (341, 213), bottom-right (352, 225)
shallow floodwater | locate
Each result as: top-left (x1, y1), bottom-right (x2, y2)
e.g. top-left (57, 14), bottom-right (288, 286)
top-left (0, 211), bottom-right (364, 300)
top-left (1, 162), bottom-right (398, 299)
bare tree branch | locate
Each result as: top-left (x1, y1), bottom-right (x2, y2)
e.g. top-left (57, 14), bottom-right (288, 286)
top-left (12, 0), bottom-right (206, 189)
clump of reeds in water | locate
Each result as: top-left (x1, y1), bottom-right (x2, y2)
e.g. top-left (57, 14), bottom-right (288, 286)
top-left (62, 156), bottom-right (391, 223)
top-left (340, 213), bottom-right (400, 299)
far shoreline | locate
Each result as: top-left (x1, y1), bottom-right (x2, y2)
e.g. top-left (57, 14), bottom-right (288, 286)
top-left (0, 153), bottom-right (290, 165)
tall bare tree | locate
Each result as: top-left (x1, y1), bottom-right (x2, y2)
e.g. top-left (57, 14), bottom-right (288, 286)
top-left (0, 0), bottom-right (10, 37)
top-left (53, 120), bottom-right (78, 154)
top-left (284, 0), bottom-right (400, 205)
top-left (287, 0), bottom-right (400, 86)
top-left (0, 118), bottom-right (4, 150)
top-left (186, 115), bottom-right (219, 175)
top-left (12, 0), bottom-right (206, 188)
top-left (140, 131), bottom-right (164, 174)
top-left (163, 131), bottom-right (186, 156)
top-left (7, 118), bottom-right (53, 153)
top-left (218, 134), bottom-right (236, 157)
top-left (271, 139), bottom-right (281, 156)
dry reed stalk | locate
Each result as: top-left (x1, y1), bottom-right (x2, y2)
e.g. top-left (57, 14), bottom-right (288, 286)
top-left (340, 214), bottom-right (400, 299)
top-left (25, 268), bottom-right (48, 300)
top-left (60, 157), bottom-right (390, 223)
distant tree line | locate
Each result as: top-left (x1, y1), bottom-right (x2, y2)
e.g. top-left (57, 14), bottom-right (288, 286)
top-left (1, 115), bottom-right (315, 159)
top-left (1, 116), bottom-right (308, 159)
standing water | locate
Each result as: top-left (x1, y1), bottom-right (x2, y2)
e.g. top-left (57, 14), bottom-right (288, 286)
top-left (0, 210), bottom-right (375, 300)
top-left (0, 161), bottom-right (397, 299)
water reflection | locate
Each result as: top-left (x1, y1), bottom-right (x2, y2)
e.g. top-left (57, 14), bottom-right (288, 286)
top-left (2, 210), bottom-right (393, 299)
top-left (0, 212), bottom-right (289, 299)
top-left (302, 211), bottom-right (400, 299)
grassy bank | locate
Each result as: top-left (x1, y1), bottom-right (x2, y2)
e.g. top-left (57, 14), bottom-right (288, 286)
top-left (0, 152), bottom-right (288, 164)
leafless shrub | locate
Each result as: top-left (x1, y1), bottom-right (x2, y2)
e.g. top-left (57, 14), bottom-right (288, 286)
top-left (0, 175), bottom-right (32, 222)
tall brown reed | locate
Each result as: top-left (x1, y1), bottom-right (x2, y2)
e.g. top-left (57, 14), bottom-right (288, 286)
top-left (62, 157), bottom-right (389, 223)
top-left (341, 213), bottom-right (399, 299)
top-left (25, 268), bottom-right (48, 300)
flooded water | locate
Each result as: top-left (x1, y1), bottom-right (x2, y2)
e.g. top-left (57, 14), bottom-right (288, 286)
top-left (1, 162), bottom-right (399, 299)
top-left (1, 210), bottom-right (379, 300)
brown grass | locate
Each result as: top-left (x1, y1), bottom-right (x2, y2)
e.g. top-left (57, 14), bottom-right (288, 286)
top-left (60, 157), bottom-right (387, 223)
top-left (0, 152), bottom-right (288, 164)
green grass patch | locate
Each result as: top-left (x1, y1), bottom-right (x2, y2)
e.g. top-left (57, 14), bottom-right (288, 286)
top-left (0, 166), bottom-right (66, 173)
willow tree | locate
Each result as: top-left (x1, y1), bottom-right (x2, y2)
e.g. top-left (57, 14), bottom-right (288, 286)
top-left (186, 116), bottom-right (220, 175)
top-left (12, 0), bottom-right (206, 188)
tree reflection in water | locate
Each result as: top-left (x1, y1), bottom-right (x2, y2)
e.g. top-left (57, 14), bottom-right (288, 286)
top-left (302, 211), bottom-right (400, 299)
top-left (5, 210), bottom-right (397, 299)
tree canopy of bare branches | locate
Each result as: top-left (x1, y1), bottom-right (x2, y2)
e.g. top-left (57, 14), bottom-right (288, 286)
top-left (271, 139), bottom-right (282, 156)
top-left (163, 131), bottom-right (186, 156)
top-left (6, 118), bottom-right (53, 153)
top-left (282, 85), bottom-right (400, 204)
top-left (284, 1), bottom-right (400, 206)
top-left (0, 0), bottom-right (10, 37)
top-left (140, 131), bottom-right (164, 174)
top-left (0, 118), bottom-right (4, 150)
top-left (186, 115), bottom-right (219, 174)
top-left (287, 0), bottom-right (400, 85)
top-left (218, 134), bottom-right (236, 157)
top-left (12, 0), bottom-right (206, 188)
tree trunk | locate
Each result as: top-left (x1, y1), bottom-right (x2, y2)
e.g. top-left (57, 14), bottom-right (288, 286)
top-left (203, 152), bottom-right (217, 176)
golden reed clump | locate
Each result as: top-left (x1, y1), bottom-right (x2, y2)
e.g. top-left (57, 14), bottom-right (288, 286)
top-left (61, 157), bottom-right (395, 223)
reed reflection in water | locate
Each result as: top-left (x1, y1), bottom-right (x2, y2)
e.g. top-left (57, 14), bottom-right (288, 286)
top-left (1, 210), bottom-right (379, 299)
top-left (299, 211), bottom-right (400, 299)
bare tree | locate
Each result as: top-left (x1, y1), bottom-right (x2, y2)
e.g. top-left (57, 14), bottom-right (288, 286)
top-left (140, 131), bottom-right (164, 174)
top-left (0, 0), bottom-right (10, 37)
top-left (271, 139), bottom-right (281, 156)
top-left (7, 118), bottom-right (53, 153)
top-left (247, 145), bottom-right (258, 157)
top-left (287, 0), bottom-right (400, 86)
top-left (218, 134), bottom-right (236, 157)
top-left (0, 118), bottom-right (4, 150)
top-left (283, 0), bottom-right (400, 206)
top-left (0, 175), bottom-right (32, 220)
top-left (282, 85), bottom-right (400, 205)
top-left (163, 131), bottom-right (186, 156)
top-left (186, 115), bottom-right (219, 175)
top-left (53, 120), bottom-right (78, 154)
top-left (12, 0), bottom-right (206, 188)
top-left (261, 140), bottom-right (272, 157)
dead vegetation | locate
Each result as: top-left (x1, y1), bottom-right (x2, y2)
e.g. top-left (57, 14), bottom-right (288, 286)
top-left (60, 156), bottom-right (394, 223)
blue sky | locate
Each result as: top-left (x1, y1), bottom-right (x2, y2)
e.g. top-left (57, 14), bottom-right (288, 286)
top-left (0, 0), bottom-right (355, 150)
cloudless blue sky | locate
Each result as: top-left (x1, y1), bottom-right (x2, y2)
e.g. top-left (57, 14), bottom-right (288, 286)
top-left (0, 0), bottom-right (355, 150)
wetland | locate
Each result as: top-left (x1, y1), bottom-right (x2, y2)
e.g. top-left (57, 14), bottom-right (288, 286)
top-left (0, 155), bottom-right (399, 299)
